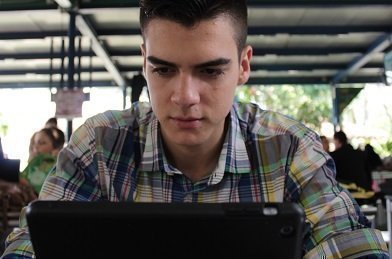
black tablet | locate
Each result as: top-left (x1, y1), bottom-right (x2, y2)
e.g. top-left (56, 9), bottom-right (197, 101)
top-left (26, 201), bottom-right (305, 259)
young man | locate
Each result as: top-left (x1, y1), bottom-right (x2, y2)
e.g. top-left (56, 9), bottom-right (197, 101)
top-left (1, 0), bottom-right (388, 258)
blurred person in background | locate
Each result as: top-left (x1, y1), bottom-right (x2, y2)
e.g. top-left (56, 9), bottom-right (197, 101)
top-left (20, 127), bottom-right (65, 195)
top-left (28, 117), bottom-right (64, 162)
top-left (44, 117), bottom-right (65, 152)
top-left (364, 144), bottom-right (384, 172)
top-left (320, 135), bottom-right (330, 153)
top-left (330, 131), bottom-right (371, 190)
top-left (27, 133), bottom-right (37, 163)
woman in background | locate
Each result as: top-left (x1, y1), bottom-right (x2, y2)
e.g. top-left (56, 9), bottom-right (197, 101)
top-left (21, 127), bottom-right (64, 195)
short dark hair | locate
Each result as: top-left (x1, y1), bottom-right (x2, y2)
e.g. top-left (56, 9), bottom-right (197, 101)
top-left (139, 0), bottom-right (248, 53)
top-left (333, 131), bottom-right (348, 145)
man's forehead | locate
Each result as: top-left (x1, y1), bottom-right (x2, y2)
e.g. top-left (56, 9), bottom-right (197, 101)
top-left (142, 15), bottom-right (235, 37)
top-left (141, 16), bottom-right (240, 63)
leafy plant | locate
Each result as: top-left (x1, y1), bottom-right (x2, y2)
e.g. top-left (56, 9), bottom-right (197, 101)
top-left (236, 85), bottom-right (332, 132)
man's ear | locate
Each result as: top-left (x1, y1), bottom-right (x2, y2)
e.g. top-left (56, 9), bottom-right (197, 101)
top-left (238, 45), bottom-right (253, 85)
top-left (140, 43), bottom-right (146, 77)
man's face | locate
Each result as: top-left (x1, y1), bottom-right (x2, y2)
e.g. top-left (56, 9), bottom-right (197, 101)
top-left (141, 16), bottom-right (252, 148)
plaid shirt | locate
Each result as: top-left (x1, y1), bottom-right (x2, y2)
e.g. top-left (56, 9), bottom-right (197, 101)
top-left (2, 102), bottom-right (388, 258)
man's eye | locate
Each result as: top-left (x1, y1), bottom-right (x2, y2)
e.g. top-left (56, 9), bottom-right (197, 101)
top-left (201, 68), bottom-right (224, 77)
top-left (151, 67), bottom-right (174, 76)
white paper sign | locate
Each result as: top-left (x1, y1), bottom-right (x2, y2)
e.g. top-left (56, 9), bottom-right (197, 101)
top-left (54, 88), bottom-right (86, 119)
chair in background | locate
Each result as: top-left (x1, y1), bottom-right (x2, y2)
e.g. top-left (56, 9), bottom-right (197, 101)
top-left (385, 195), bottom-right (392, 256)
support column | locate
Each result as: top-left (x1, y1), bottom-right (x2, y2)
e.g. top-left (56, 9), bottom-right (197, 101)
top-left (331, 84), bottom-right (340, 132)
top-left (66, 10), bottom-right (76, 141)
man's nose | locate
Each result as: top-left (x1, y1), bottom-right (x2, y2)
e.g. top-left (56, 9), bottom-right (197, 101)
top-left (171, 73), bottom-right (200, 106)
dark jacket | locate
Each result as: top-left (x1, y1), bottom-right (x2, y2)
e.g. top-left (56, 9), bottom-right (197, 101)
top-left (330, 144), bottom-right (371, 190)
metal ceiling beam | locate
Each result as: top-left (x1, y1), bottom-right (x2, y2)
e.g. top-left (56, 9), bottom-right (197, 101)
top-left (0, 3), bottom-right (57, 11)
top-left (331, 33), bottom-right (392, 85)
top-left (0, 81), bottom-right (115, 89)
top-left (247, 0), bottom-right (392, 7)
top-left (76, 0), bottom-right (392, 8)
top-left (75, 14), bottom-right (127, 88)
top-left (246, 0), bottom-right (392, 6)
top-left (0, 31), bottom-right (69, 40)
top-left (248, 76), bottom-right (383, 85)
top-left (0, 46), bottom-right (366, 60)
top-left (0, 75), bottom-right (383, 89)
top-left (252, 47), bottom-right (366, 55)
top-left (0, 63), bottom-right (384, 75)
top-left (1, 0), bottom-right (390, 11)
top-left (248, 25), bottom-right (392, 35)
top-left (0, 66), bottom-right (142, 75)
top-left (86, 0), bottom-right (392, 8)
top-left (1, 24), bottom-right (391, 40)
top-left (77, 0), bottom-right (139, 9)
top-left (0, 52), bottom-right (91, 60)
top-left (52, 0), bottom-right (127, 88)
top-left (251, 63), bottom-right (383, 71)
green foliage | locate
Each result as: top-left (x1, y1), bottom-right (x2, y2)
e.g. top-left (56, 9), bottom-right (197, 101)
top-left (236, 85), bottom-right (332, 132)
top-left (0, 112), bottom-right (8, 136)
top-left (381, 141), bottom-right (392, 157)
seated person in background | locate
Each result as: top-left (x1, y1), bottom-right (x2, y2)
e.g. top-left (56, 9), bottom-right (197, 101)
top-left (330, 131), bottom-right (372, 191)
top-left (1, 0), bottom-right (387, 258)
top-left (49, 127), bottom-right (65, 153)
top-left (20, 128), bottom-right (65, 195)
top-left (28, 117), bottom-right (64, 162)
top-left (27, 132), bottom-right (37, 163)
top-left (364, 144), bottom-right (384, 172)
top-left (320, 135), bottom-right (330, 152)
top-left (44, 117), bottom-right (65, 154)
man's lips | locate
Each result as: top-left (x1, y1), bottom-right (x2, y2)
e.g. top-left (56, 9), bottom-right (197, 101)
top-left (172, 116), bottom-right (201, 121)
top-left (170, 117), bottom-right (202, 128)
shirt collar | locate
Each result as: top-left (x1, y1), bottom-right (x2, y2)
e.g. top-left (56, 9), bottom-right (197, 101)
top-left (139, 104), bottom-right (251, 179)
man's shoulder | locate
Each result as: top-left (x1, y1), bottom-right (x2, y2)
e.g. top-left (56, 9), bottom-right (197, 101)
top-left (85, 102), bottom-right (153, 130)
top-left (65, 102), bottom-right (153, 160)
top-left (235, 102), bottom-right (312, 139)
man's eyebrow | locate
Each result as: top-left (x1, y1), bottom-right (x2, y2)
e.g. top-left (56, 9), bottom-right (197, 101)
top-left (146, 56), bottom-right (231, 68)
top-left (147, 56), bottom-right (176, 67)
top-left (194, 58), bottom-right (231, 68)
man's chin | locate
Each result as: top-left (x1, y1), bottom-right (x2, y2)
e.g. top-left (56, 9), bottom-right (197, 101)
top-left (165, 133), bottom-right (205, 147)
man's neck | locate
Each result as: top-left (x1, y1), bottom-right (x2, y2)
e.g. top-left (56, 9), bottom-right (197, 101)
top-left (162, 131), bottom-right (227, 183)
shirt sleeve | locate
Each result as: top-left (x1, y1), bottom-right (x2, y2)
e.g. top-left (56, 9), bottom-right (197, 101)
top-left (287, 134), bottom-right (389, 258)
top-left (1, 208), bottom-right (34, 258)
top-left (39, 119), bottom-right (103, 201)
top-left (301, 164), bottom-right (388, 258)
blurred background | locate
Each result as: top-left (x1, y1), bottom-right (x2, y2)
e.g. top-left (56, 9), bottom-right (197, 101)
top-left (0, 0), bottom-right (391, 170)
